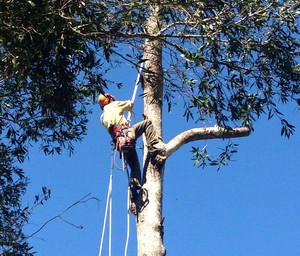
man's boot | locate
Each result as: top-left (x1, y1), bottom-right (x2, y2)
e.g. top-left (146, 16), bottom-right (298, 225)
top-left (148, 140), bottom-right (166, 166)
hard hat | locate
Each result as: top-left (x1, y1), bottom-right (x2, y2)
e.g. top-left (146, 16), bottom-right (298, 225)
top-left (98, 93), bottom-right (114, 109)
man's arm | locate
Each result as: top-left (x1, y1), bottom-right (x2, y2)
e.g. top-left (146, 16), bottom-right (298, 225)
top-left (117, 100), bottom-right (134, 112)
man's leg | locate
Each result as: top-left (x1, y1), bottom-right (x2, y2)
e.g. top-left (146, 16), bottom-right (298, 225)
top-left (132, 120), bottom-right (164, 147)
top-left (132, 120), bottom-right (156, 142)
top-left (132, 120), bottom-right (166, 164)
top-left (124, 148), bottom-right (142, 188)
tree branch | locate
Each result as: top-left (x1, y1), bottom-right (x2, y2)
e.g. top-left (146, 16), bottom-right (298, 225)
top-left (0, 194), bottom-right (99, 256)
top-left (166, 126), bottom-right (250, 158)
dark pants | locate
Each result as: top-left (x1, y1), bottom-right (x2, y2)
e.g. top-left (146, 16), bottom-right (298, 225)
top-left (124, 148), bottom-right (141, 182)
top-left (132, 119), bottom-right (160, 146)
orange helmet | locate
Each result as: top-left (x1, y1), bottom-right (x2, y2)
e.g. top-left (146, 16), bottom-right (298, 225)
top-left (98, 93), bottom-right (115, 109)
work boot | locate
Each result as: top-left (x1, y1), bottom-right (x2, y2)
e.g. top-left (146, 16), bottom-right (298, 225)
top-left (148, 142), bottom-right (167, 166)
top-left (154, 151), bottom-right (166, 164)
top-left (130, 178), bottom-right (142, 190)
top-left (153, 150), bottom-right (166, 166)
top-left (129, 188), bottom-right (138, 215)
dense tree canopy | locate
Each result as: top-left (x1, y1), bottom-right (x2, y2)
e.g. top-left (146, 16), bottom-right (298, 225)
top-left (0, 0), bottom-right (107, 253)
top-left (0, 0), bottom-right (299, 254)
top-left (0, 143), bottom-right (29, 255)
top-left (1, 0), bottom-right (105, 159)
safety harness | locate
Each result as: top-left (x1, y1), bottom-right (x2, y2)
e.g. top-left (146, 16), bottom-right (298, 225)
top-left (109, 125), bottom-right (136, 153)
top-left (108, 59), bottom-right (145, 154)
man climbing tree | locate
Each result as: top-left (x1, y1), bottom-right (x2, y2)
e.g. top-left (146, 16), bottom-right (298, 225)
top-left (98, 93), bottom-right (166, 189)
top-left (1, 0), bottom-right (299, 255)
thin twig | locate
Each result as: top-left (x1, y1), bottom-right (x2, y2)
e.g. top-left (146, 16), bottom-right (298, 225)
top-left (0, 194), bottom-right (100, 255)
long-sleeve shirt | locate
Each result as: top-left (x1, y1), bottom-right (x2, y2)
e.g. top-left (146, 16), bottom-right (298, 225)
top-left (100, 100), bottom-right (133, 131)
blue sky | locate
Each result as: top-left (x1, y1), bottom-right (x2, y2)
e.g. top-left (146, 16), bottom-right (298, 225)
top-left (22, 65), bottom-right (300, 256)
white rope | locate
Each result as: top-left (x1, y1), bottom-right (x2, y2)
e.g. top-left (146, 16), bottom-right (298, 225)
top-left (131, 61), bottom-right (145, 103)
top-left (127, 61), bottom-right (145, 123)
top-left (121, 152), bottom-right (126, 172)
top-left (109, 180), bottom-right (112, 256)
top-left (124, 186), bottom-right (131, 256)
top-left (98, 170), bottom-right (113, 256)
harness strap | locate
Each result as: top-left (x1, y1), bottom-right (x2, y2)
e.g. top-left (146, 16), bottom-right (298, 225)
top-left (109, 125), bottom-right (136, 153)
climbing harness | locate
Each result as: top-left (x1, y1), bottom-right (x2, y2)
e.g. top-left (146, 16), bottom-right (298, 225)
top-left (111, 125), bottom-right (136, 153)
top-left (99, 60), bottom-right (145, 256)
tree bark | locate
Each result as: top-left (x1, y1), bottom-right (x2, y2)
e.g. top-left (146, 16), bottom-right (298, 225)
top-left (136, 2), bottom-right (166, 256)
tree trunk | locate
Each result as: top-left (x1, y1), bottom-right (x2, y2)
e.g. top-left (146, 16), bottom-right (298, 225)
top-left (136, 2), bottom-right (166, 256)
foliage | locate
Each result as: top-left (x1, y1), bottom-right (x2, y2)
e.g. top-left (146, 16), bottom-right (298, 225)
top-left (158, 0), bottom-right (300, 131)
top-left (0, 143), bottom-right (51, 255)
top-left (0, 0), bottom-right (109, 254)
top-left (0, 143), bottom-right (30, 255)
top-left (0, 0), bottom-right (299, 254)
top-left (0, 0), bottom-right (111, 158)
top-left (191, 142), bottom-right (239, 170)
top-left (69, 0), bottom-right (300, 132)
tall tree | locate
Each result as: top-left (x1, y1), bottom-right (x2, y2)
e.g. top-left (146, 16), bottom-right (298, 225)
top-left (87, 1), bottom-right (298, 255)
top-left (1, 0), bottom-right (299, 255)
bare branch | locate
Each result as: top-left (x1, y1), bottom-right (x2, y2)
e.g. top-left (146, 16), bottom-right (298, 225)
top-left (166, 126), bottom-right (250, 158)
top-left (0, 194), bottom-right (99, 256)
